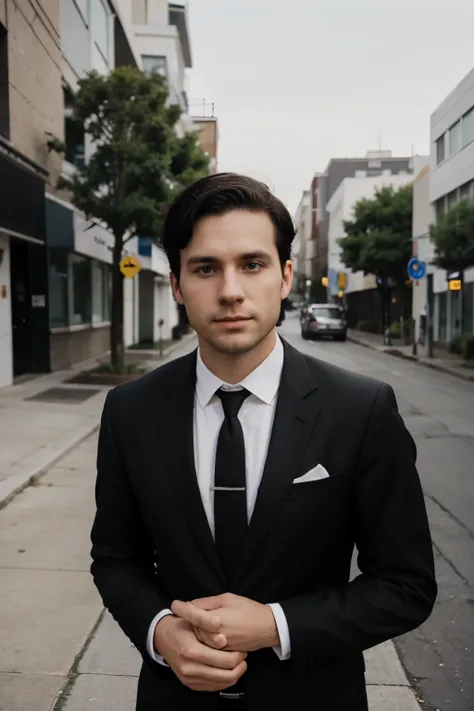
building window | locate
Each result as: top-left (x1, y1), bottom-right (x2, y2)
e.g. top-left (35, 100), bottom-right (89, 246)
top-left (448, 120), bottom-right (462, 155)
top-left (133, 0), bottom-right (147, 23)
top-left (142, 55), bottom-right (168, 80)
top-left (92, 261), bottom-right (112, 323)
top-left (462, 106), bottom-right (474, 148)
top-left (436, 134), bottom-right (446, 164)
top-left (460, 181), bottom-right (473, 201)
top-left (0, 23), bottom-right (9, 139)
top-left (91, 0), bottom-right (109, 65)
top-left (435, 198), bottom-right (445, 222)
top-left (64, 88), bottom-right (85, 168)
top-left (447, 190), bottom-right (458, 212)
top-left (49, 249), bottom-right (69, 328)
top-left (463, 282), bottom-right (474, 335)
top-left (61, 0), bottom-right (90, 74)
top-left (69, 254), bottom-right (91, 325)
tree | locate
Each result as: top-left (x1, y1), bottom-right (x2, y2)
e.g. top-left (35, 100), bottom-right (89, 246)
top-left (429, 199), bottom-right (474, 272)
top-left (52, 67), bottom-right (209, 371)
top-left (338, 184), bottom-right (413, 331)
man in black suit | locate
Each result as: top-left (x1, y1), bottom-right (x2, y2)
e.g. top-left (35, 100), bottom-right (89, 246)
top-left (91, 173), bottom-right (437, 710)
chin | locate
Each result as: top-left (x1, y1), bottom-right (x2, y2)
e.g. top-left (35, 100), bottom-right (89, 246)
top-left (212, 332), bottom-right (261, 355)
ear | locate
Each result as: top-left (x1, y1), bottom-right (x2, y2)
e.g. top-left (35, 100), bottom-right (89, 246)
top-left (281, 260), bottom-right (293, 300)
top-left (170, 272), bottom-right (184, 305)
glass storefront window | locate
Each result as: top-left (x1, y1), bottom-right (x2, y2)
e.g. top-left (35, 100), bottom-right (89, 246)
top-left (462, 282), bottom-right (474, 335)
top-left (49, 249), bottom-right (69, 328)
top-left (91, 261), bottom-right (112, 323)
top-left (69, 254), bottom-right (91, 325)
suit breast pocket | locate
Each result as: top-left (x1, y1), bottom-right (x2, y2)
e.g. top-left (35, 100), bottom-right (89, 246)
top-left (285, 472), bottom-right (341, 504)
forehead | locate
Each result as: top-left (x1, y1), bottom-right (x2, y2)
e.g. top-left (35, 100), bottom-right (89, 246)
top-left (184, 210), bottom-right (277, 256)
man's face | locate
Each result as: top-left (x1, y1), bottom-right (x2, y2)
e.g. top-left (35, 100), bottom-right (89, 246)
top-left (171, 210), bottom-right (293, 355)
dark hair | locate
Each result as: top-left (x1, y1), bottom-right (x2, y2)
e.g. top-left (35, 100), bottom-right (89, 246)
top-left (162, 172), bottom-right (295, 279)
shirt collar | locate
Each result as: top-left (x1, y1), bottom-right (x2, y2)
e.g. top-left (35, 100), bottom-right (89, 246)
top-left (196, 335), bottom-right (284, 408)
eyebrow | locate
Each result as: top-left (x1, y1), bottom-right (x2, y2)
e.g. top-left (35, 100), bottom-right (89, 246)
top-left (186, 251), bottom-right (272, 266)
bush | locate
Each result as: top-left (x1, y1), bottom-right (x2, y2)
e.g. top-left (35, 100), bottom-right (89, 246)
top-left (461, 334), bottom-right (474, 361)
top-left (448, 336), bottom-right (463, 355)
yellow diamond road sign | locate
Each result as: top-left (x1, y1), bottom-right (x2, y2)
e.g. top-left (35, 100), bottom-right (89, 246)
top-left (449, 279), bottom-right (461, 291)
top-left (120, 255), bottom-right (141, 278)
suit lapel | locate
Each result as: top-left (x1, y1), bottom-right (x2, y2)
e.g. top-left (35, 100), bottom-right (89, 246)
top-left (155, 351), bottom-right (227, 587)
top-left (232, 340), bottom-right (321, 587)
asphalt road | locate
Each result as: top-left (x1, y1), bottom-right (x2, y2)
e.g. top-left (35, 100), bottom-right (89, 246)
top-left (279, 313), bottom-right (474, 711)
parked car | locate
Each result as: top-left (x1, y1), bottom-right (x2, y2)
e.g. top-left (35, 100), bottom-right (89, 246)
top-left (301, 304), bottom-right (347, 341)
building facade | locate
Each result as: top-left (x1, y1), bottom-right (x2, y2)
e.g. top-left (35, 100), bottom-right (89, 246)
top-left (429, 67), bottom-right (474, 343)
top-left (0, 0), bottom-right (63, 387)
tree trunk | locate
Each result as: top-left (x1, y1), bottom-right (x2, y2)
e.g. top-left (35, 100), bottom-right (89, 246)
top-left (111, 235), bottom-right (124, 372)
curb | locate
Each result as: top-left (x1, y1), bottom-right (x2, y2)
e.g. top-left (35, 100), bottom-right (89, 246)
top-left (125, 332), bottom-right (197, 359)
top-left (348, 335), bottom-right (474, 383)
top-left (0, 419), bottom-right (101, 510)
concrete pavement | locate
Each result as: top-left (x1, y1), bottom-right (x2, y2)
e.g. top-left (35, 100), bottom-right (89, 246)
top-left (0, 324), bottom-right (450, 711)
top-left (0, 334), bottom-right (196, 510)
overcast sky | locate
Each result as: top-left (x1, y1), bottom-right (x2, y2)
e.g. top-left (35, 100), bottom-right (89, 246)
top-left (187, 0), bottom-right (474, 213)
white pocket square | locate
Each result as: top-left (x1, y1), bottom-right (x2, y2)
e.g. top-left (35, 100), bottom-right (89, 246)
top-left (293, 464), bottom-right (330, 484)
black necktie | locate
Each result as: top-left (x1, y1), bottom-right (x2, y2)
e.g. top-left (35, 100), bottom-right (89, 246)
top-left (214, 388), bottom-right (250, 581)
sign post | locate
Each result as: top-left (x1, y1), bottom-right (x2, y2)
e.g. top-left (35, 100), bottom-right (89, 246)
top-left (120, 255), bottom-right (141, 279)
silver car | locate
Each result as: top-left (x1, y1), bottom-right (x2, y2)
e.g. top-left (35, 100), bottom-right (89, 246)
top-left (301, 304), bottom-right (347, 342)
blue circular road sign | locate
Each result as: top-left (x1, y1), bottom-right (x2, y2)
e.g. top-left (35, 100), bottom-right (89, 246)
top-left (407, 258), bottom-right (426, 280)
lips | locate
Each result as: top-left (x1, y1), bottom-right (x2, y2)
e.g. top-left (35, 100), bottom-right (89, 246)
top-left (215, 317), bottom-right (251, 323)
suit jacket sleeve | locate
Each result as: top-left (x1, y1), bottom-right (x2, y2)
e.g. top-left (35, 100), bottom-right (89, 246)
top-left (279, 383), bottom-right (437, 665)
top-left (90, 390), bottom-right (170, 662)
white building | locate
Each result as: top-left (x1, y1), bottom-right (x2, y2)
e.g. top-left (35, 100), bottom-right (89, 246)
top-left (294, 191), bottom-right (312, 277)
top-left (411, 165), bottom-right (435, 343)
top-left (327, 168), bottom-right (426, 295)
top-left (130, 0), bottom-right (194, 134)
top-left (429, 67), bottom-right (474, 342)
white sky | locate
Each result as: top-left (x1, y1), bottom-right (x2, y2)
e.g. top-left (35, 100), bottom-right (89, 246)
top-left (187, 0), bottom-right (474, 213)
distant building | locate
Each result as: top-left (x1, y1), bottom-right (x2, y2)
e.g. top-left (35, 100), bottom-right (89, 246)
top-left (428, 67), bottom-right (474, 342)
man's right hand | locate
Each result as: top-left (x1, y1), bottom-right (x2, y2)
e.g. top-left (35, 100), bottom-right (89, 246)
top-left (153, 615), bottom-right (248, 692)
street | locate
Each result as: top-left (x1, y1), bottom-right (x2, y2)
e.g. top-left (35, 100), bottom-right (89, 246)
top-left (281, 313), bottom-right (474, 711)
top-left (1, 318), bottom-right (473, 711)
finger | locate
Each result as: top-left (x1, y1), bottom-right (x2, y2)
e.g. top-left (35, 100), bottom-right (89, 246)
top-left (171, 601), bottom-right (221, 633)
top-left (191, 595), bottom-right (226, 610)
top-left (195, 628), bottom-right (228, 650)
top-left (186, 643), bottom-right (247, 670)
top-left (183, 659), bottom-right (247, 686)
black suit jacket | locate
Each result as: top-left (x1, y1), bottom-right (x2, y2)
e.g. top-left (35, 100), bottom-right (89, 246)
top-left (90, 339), bottom-right (437, 711)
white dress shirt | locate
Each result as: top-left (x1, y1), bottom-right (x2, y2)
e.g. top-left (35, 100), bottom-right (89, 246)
top-left (147, 335), bottom-right (291, 664)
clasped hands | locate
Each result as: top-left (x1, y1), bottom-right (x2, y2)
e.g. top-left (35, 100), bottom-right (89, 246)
top-left (153, 593), bottom-right (279, 692)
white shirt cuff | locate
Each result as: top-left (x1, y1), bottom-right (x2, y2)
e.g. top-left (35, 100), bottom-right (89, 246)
top-left (267, 603), bottom-right (291, 660)
top-left (146, 609), bottom-right (174, 665)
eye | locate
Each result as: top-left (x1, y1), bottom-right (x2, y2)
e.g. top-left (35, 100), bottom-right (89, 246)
top-left (196, 265), bottom-right (215, 276)
top-left (245, 262), bottom-right (263, 271)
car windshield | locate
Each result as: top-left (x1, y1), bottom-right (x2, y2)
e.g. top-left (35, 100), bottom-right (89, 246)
top-left (311, 307), bottom-right (342, 319)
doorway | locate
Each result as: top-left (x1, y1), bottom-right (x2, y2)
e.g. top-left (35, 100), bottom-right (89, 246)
top-left (10, 239), bottom-right (31, 376)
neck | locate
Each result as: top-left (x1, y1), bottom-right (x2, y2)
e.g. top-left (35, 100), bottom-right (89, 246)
top-left (199, 329), bottom-right (277, 384)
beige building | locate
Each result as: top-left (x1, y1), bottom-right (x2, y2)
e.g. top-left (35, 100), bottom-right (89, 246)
top-left (0, 0), bottom-right (63, 387)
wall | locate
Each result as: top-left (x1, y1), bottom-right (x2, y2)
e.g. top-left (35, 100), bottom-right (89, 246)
top-left (412, 166), bottom-right (436, 340)
top-left (5, 0), bottom-right (63, 187)
top-left (50, 326), bottom-right (109, 370)
top-left (0, 233), bottom-right (12, 387)
top-left (123, 275), bottom-right (139, 347)
top-left (430, 68), bottom-right (474, 202)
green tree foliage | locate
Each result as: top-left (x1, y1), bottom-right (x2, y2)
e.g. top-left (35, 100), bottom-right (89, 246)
top-left (53, 66), bottom-right (209, 370)
top-left (338, 184), bottom-right (413, 282)
top-left (429, 199), bottom-right (474, 272)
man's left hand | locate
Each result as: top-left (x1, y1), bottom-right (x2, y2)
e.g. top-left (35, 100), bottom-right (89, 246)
top-left (171, 594), bottom-right (280, 653)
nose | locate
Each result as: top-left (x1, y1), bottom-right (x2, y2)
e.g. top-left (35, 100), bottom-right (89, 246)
top-left (218, 267), bottom-right (245, 304)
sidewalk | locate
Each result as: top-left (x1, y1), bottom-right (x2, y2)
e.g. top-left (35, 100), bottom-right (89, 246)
top-left (0, 333), bottom-right (197, 509)
top-left (349, 329), bottom-right (474, 382)
top-left (0, 333), bottom-right (424, 711)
